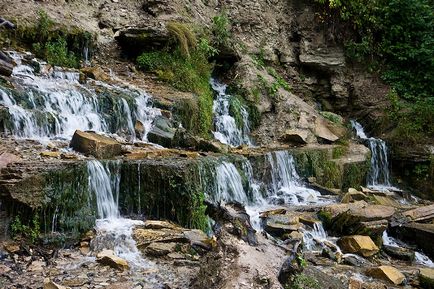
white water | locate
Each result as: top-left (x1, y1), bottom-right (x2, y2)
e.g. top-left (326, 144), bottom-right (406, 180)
top-left (215, 162), bottom-right (249, 204)
top-left (87, 160), bottom-right (149, 269)
top-left (382, 231), bottom-right (434, 267)
top-left (351, 120), bottom-right (397, 191)
top-left (267, 151), bottom-right (322, 205)
top-left (0, 52), bottom-right (159, 142)
top-left (303, 222), bottom-right (329, 251)
top-left (211, 78), bottom-right (252, 147)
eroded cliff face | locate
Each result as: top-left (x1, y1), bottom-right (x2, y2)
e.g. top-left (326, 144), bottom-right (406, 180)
top-left (1, 0), bottom-right (390, 144)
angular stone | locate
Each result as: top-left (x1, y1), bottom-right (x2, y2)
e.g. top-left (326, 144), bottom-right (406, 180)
top-left (147, 116), bottom-right (176, 147)
top-left (366, 266), bottom-right (405, 285)
top-left (403, 204), bottom-right (434, 222)
top-left (262, 213), bottom-right (301, 237)
top-left (314, 118), bottom-right (339, 143)
top-left (337, 235), bottom-right (379, 257)
top-left (383, 245), bottom-right (415, 261)
top-left (341, 189), bottom-right (367, 203)
top-left (80, 66), bottom-right (110, 82)
top-left (40, 151), bottom-right (61, 158)
top-left (134, 120), bottom-right (145, 139)
top-left (0, 57), bottom-right (14, 77)
top-left (143, 220), bottom-right (182, 230)
top-left (279, 129), bottom-right (309, 145)
top-left (43, 278), bottom-right (68, 289)
top-left (144, 242), bottom-right (177, 257)
top-left (96, 249), bottom-right (129, 270)
top-left (70, 130), bottom-right (121, 158)
top-left (419, 268), bottom-right (434, 289)
top-left (4, 243), bottom-right (20, 254)
top-left (28, 260), bottom-right (45, 272)
top-left (392, 222), bottom-right (434, 259)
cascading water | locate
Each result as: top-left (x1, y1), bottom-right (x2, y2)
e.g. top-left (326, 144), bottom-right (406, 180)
top-left (87, 160), bottom-right (149, 268)
top-left (351, 120), bottom-right (394, 190)
top-left (267, 151), bottom-right (322, 205)
top-left (210, 78), bottom-right (252, 147)
top-left (0, 52), bottom-right (160, 142)
top-left (302, 222), bottom-right (329, 251)
top-left (214, 161), bottom-right (249, 204)
top-left (382, 231), bottom-right (434, 268)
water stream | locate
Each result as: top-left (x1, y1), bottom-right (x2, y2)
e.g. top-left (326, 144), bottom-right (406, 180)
top-left (351, 120), bottom-right (396, 191)
top-left (87, 160), bottom-right (149, 269)
top-left (0, 52), bottom-right (160, 142)
top-left (211, 78), bottom-right (252, 147)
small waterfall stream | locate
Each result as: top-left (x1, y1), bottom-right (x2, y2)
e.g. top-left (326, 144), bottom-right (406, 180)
top-left (87, 160), bottom-right (149, 269)
top-left (351, 120), bottom-right (395, 190)
top-left (211, 78), bottom-right (252, 147)
top-left (0, 52), bottom-right (160, 142)
top-left (382, 231), bottom-right (434, 268)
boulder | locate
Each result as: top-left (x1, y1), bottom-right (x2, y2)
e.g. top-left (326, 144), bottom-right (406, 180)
top-left (80, 66), bottom-right (110, 82)
top-left (0, 51), bottom-right (14, 77)
top-left (337, 235), bottom-right (379, 257)
top-left (115, 24), bottom-right (170, 55)
top-left (391, 222), bottom-right (434, 259)
top-left (147, 116), bottom-right (176, 147)
top-left (173, 128), bottom-right (229, 153)
top-left (279, 129), bottom-right (309, 145)
top-left (403, 204), bottom-right (434, 222)
top-left (261, 212), bottom-right (301, 238)
top-left (366, 266), bottom-right (405, 285)
top-left (70, 130), bottom-right (121, 158)
top-left (134, 120), bottom-right (145, 139)
top-left (144, 242), bottom-right (177, 257)
top-left (314, 118), bottom-right (339, 143)
top-left (341, 188), bottom-right (367, 203)
top-left (420, 268), bottom-right (434, 289)
top-left (96, 249), bottom-right (129, 271)
top-left (383, 245), bottom-right (415, 261)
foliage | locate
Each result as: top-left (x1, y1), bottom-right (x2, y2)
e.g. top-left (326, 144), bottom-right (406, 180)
top-left (320, 111), bottom-right (343, 124)
top-left (212, 12), bottom-right (231, 47)
top-left (286, 273), bottom-right (320, 289)
top-left (7, 9), bottom-right (91, 68)
top-left (167, 22), bottom-right (197, 57)
top-left (10, 215), bottom-right (40, 243)
top-left (315, 0), bottom-right (434, 140)
top-left (137, 23), bottom-right (214, 137)
top-left (188, 192), bottom-right (208, 231)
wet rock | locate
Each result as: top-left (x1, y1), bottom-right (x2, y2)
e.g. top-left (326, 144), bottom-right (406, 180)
top-left (279, 129), bottom-right (309, 145)
top-left (147, 116), bottom-right (176, 147)
top-left (403, 204), bottom-right (434, 222)
top-left (206, 201), bottom-right (258, 246)
top-left (80, 66), bottom-right (110, 82)
top-left (337, 235), bottom-right (379, 257)
top-left (43, 278), bottom-right (68, 289)
top-left (366, 265), bottom-right (405, 285)
top-left (70, 130), bottom-right (121, 158)
top-left (96, 249), bottom-right (129, 271)
top-left (343, 254), bottom-right (371, 267)
top-left (173, 128), bottom-right (228, 153)
top-left (371, 195), bottom-right (400, 207)
top-left (0, 51), bottom-right (14, 77)
top-left (419, 268), bottom-right (434, 289)
top-left (261, 212), bottom-right (301, 238)
top-left (134, 120), bottom-right (145, 139)
top-left (391, 222), bottom-right (434, 259)
top-left (383, 245), bottom-right (415, 261)
top-left (341, 188), bottom-right (367, 203)
top-left (145, 242), bottom-right (177, 257)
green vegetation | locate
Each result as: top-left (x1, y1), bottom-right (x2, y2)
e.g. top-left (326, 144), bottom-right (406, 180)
top-left (320, 111), bottom-right (343, 124)
top-left (188, 192), bottom-right (208, 231)
top-left (212, 12), bottom-right (231, 47)
top-left (2, 10), bottom-right (92, 68)
top-left (137, 22), bottom-right (214, 137)
top-left (315, 0), bottom-right (434, 141)
top-left (10, 215), bottom-right (40, 243)
top-left (286, 273), bottom-right (320, 289)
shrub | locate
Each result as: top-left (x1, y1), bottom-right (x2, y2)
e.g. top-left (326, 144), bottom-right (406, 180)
top-left (10, 215), bottom-right (40, 243)
top-left (212, 12), bottom-right (231, 47)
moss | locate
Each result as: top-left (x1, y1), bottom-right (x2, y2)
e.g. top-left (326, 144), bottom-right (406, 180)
top-left (342, 160), bottom-right (369, 190)
top-left (332, 145), bottom-right (348, 159)
top-left (317, 210), bottom-right (333, 229)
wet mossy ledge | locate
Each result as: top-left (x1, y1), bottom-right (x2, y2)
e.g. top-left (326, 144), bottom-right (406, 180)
top-left (0, 144), bottom-right (370, 243)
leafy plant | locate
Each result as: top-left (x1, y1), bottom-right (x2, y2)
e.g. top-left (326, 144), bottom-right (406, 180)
top-left (212, 12), bottom-right (231, 47)
top-left (286, 273), bottom-right (320, 289)
top-left (10, 215), bottom-right (41, 243)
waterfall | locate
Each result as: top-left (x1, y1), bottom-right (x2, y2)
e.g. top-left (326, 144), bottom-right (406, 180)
top-left (86, 160), bottom-right (149, 268)
top-left (215, 162), bottom-right (248, 204)
top-left (351, 120), bottom-right (393, 190)
top-left (210, 78), bottom-right (252, 147)
top-left (267, 151), bottom-right (321, 205)
top-left (303, 222), bottom-right (328, 251)
top-left (0, 52), bottom-right (160, 141)
top-left (382, 231), bottom-right (434, 268)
